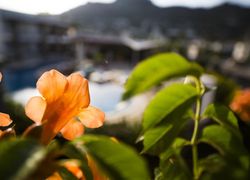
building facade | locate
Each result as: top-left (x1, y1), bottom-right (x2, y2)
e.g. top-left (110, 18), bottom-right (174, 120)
top-left (0, 9), bottom-right (75, 90)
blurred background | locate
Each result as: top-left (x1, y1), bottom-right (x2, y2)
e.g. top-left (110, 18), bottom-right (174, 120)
top-left (0, 0), bottom-right (250, 135)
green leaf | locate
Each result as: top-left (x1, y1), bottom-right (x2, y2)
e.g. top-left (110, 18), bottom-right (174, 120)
top-left (142, 83), bottom-right (196, 154)
top-left (203, 104), bottom-right (241, 138)
top-left (142, 124), bottom-right (173, 154)
top-left (74, 135), bottom-right (151, 180)
top-left (58, 166), bottom-right (79, 180)
top-left (200, 125), bottom-right (247, 156)
top-left (198, 154), bottom-right (250, 180)
top-left (156, 139), bottom-right (191, 180)
top-left (157, 151), bottom-right (191, 180)
top-left (0, 138), bottom-right (46, 180)
top-left (160, 138), bottom-right (189, 162)
top-left (143, 83), bottom-right (198, 131)
top-left (160, 161), bottom-right (191, 180)
top-left (198, 154), bottom-right (226, 177)
top-left (142, 110), bottom-right (189, 155)
top-left (123, 53), bottom-right (203, 99)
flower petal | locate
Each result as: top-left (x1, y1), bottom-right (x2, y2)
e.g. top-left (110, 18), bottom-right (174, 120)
top-left (40, 73), bottom-right (89, 144)
top-left (77, 106), bottom-right (105, 128)
top-left (46, 172), bottom-right (62, 180)
top-left (37, 69), bottom-right (67, 103)
top-left (0, 112), bottom-right (12, 126)
top-left (25, 96), bottom-right (46, 123)
top-left (65, 73), bottom-right (90, 109)
top-left (87, 156), bottom-right (108, 180)
top-left (0, 72), bottom-right (2, 82)
top-left (63, 160), bottom-right (84, 179)
top-left (60, 119), bottom-right (84, 140)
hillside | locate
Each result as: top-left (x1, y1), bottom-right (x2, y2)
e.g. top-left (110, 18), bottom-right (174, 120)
top-left (61, 0), bottom-right (250, 40)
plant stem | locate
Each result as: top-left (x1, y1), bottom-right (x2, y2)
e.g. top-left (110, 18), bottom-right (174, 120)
top-left (191, 97), bottom-right (201, 180)
top-left (191, 78), bottom-right (203, 180)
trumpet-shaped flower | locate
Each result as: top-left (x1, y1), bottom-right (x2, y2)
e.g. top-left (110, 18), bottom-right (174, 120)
top-left (47, 158), bottom-right (108, 180)
top-left (0, 73), bottom-right (13, 137)
top-left (25, 69), bottom-right (105, 144)
top-left (0, 112), bottom-right (12, 127)
top-left (230, 89), bottom-right (250, 122)
top-left (47, 160), bottom-right (83, 180)
top-left (0, 73), bottom-right (12, 127)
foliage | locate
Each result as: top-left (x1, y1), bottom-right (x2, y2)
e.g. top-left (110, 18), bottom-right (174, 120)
top-left (123, 53), bottom-right (203, 99)
top-left (1, 52), bottom-right (250, 179)
top-left (0, 70), bottom-right (150, 180)
top-left (0, 136), bottom-right (150, 180)
top-left (124, 52), bottom-right (250, 179)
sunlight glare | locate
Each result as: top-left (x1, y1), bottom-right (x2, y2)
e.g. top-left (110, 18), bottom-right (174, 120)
top-left (0, 0), bottom-right (115, 14)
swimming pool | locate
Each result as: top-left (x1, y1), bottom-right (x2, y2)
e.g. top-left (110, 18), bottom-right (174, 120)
top-left (11, 82), bottom-right (124, 113)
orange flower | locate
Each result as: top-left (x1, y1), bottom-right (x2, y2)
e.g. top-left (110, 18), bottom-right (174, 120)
top-left (230, 89), bottom-right (250, 122)
top-left (0, 73), bottom-right (12, 132)
top-left (47, 160), bottom-right (83, 180)
top-left (64, 160), bottom-right (84, 179)
top-left (47, 158), bottom-right (108, 180)
top-left (0, 111), bottom-right (12, 139)
top-left (25, 69), bottom-right (105, 144)
top-left (87, 156), bottom-right (108, 180)
top-left (46, 172), bottom-right (62, 180)
top-left (0, 113), bottom-right (12, 127)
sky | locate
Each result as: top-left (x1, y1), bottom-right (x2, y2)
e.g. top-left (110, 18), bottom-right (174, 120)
top-left (0, 0), bottom-right (250, 15)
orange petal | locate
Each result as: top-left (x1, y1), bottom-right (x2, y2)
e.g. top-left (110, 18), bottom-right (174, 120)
top-left (65, 73), bottom-right (90, 109)
top-left (60, 119), bottom-right (84, 140)
top-left (0, 72), bottom-right (2, 82)
top-left (25, 96), bottom-right (46, 123)
top-left (0, 112), bottom-right (12, 126)
top-left (46, 172), bottom-right (62, 180)
top-left (37, 69), bottom-right (67, 103)
top-left (87, 156), bottom-right (108, 180)
top-left (77, 106), bottom-right (105, 128)
top-left (63, 160), bottom-right (84, 179)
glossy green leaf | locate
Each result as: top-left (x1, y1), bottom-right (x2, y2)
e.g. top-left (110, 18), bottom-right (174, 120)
top-left (198, 154), bottom-right (226, 178)
top-left (157, 151), bottom-right (191, 180)
top-left (199, 124), bottom-right (250, 179)
top-left (143, 83), bottom-right (198, 131)
top-left (157, 139), bottom-right (192, 180)
top-left (160, 161), bottom-right (191, 180)
top-left (198, 154), bottom-right (250, 180)
top-left (123, 53), bottom-right (203, 99)
top-left (142, 123), bottom-right (173, 154)
top-left (203, 104), bottom-right (241, 138)
top-left (200, 125), bottom-right (247, 156)
top-left (160, 138), bottom-right (189, 162)
top-left (0, 138), bottom-right (46, 180)
top-left (156, 138), bottom-right (190, 180)
top-left (75, 135), bottom-right (151, 180)
top-left (142, 110), bottom-right (189, 155)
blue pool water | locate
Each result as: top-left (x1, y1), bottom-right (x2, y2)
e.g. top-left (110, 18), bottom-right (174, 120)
top-left (4, 67), bottom-right (124, 113)
top-left (11, 82), bottom-right (124, 113)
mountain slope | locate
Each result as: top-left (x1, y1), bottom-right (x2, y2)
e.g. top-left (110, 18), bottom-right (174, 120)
top-left (61, 0), bottom-right (250, 40)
